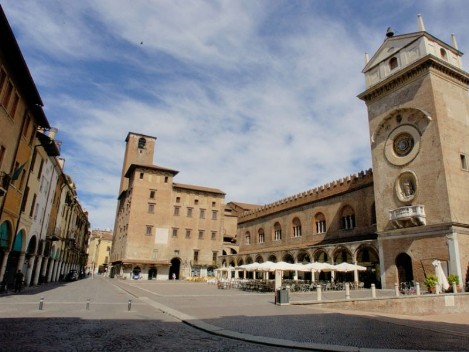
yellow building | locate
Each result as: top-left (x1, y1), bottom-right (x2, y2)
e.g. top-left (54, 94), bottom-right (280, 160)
top-left (87, 229), bottom-right (112, 275)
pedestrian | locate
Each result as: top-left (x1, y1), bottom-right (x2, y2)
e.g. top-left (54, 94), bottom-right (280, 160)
top-left (14, 270), bottom-right (24, 293)
top-left (172, 273), bottom-right (176, 280)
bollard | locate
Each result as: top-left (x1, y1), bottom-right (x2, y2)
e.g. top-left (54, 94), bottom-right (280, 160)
top-left (39, 297), bottom-right (44, 310)
top-left (345, 283), bottom-right (350, 300)
top-left (452, 282), bottom-right (457, 293)
top-left (316, 285), bottom-right (322, 301)
top-left (416, 282), bottom-right (420, 296)
top-left (371, 283), bottom-right (376, 298)
top-left (128, 299), bottom-right (132, 311)
top-left (86, 299), bottom-right (90, 310)
top-left (394, 283), bottom-right (399, 297)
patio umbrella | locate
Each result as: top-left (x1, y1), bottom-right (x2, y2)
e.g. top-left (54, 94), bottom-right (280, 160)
top-left (432, 260), bottom-right (449, 290)
top-left (305, 262), bottom-right (336, 272)
top-left (334, 262), bottom-right (367, 272)
top-left (257, 261), bottom-right (277, 272)
top-left (272, 261), bottom-right (300, 271)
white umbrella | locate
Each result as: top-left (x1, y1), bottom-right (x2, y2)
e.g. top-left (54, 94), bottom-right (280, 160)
top-left (272, 261), bottom-right (299, 271)
top-left (432, 260), bottom-right (449, 290)
top-left (257, 261), bottom-right (277, 272)
top-left (305, 262), bottom-right (336, 272)
top-left (334, 262), bottom-right (367, 272)
top-left (236, 262), bottom-right (260, 271)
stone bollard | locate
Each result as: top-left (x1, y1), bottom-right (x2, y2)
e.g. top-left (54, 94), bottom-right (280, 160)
top-left (452, 282), bottom-right (457, 293)
top-left (345, 283), bottom-right (350, 300)
top-left (371, 283), bottom-right (376, 298)
top-left (416, 282), bottom-right (420, 296)
top-left (395, 283), bottom-right (399, 297)
top-left (316, 285), bottom-right (322, 301)
top-left (39, 297), bottom-right (44, 310)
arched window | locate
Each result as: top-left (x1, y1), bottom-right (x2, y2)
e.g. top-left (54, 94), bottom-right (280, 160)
top-left (440, 48), bottom-right (448, 61)
top-left (258, 228), bottom-right (265, 243)
top-left (341, 206), bottom-right (356, 230)
top-left (315, 213), bottom-right (326, 234)
top-left (292, 218), bottom-right (302, 237)
top-left (370, 203), bottom-right (376, 225)
top-left (245, 232), bottom-right (251, 245)
top-left (138, 137), bottom-right (146, 149)
top-left (389, 57), bottom-right (398, 70)
top-left (274, 222), bottom-right (282, 241)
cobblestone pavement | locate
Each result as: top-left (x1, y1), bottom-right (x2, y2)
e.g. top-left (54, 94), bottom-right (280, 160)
top-left (0, 278), bottom-right (294, 352)
top-left (1, 277), bottom-right (468, 352)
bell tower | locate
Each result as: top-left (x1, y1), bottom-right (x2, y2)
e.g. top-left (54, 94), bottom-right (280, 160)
top-left (118, 132), bottom-right (156, 195)
top-left (358, 15), bottom-right (469, 289)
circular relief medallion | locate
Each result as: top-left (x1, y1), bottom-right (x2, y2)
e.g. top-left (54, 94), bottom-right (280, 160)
top-left (393, 133), bottom-right (414, 156)
top-left (385, 125), bottom-right (421, 166)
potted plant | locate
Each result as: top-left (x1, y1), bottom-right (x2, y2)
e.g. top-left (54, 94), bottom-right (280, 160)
top-left (448, 274), bottom-right (459, 292)
top-left (423, 274), bottom-right (438, 293)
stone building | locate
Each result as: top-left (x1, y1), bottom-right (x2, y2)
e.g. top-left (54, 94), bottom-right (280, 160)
top-left (220, 16), bottom-right (469, 290)
top-left (110, 133), bottom-right (226, 280)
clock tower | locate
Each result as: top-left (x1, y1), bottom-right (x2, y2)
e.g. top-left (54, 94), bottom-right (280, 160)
top-left (358, 16), bottom-right (469, 289)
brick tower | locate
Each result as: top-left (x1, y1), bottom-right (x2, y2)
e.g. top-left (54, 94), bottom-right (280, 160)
top-left (358, 16), bottom-right (469, 289)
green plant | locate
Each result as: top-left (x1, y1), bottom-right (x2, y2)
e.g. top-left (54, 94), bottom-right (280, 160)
top-left (448, 274), bottom-right (459, 285)
top-left (423, 274), bottom-right (438, 288)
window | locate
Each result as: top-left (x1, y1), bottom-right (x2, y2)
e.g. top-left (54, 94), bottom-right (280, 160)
top-left (176, 196), bottom-right (180, 203)
top-left (139, 172), bottom-right (144, 179)
top-left (2, 81), bottom-right (13, 109)
top-left (212, 251), bottom-right (218, 262)
top-left (149, 190), bottom-right (156, 199)
top-left (0, 68), bottom-right (6, 93)
top-left (199, 209), bottom-right (205, 219)
top-left (0, 145), bottom-right (5, 169)
top-left (21, 186), bottom-right (29, 213)
top-left (148, 203), bottom-right (155, 213)
top-left (172, 228), bottom-right (178, 237)
top-left (146, 225), bottom-right (153, 236)
top-left (193, 250), bottom-right (199, 262)
top-left (173, 206), bottom-right (180, 216)
top-left (29, 193), bottom-right (37, 217)
top-left (152, 250), bottom-right (158, 259)
top-left (292, 218), bottom-right (302, 237)
top-left (138, 137), bottom-right (146, 149)
top-left (341, 206), bottom-right (356, 230)
top-left (187, 207), bottom-right (193, 217)
top-left (185, 229), bottom-right (191, 238)
top-left (211, 231), bottom-right (217, 240)
top-left (258, 229), bottom-right (265, 243)
top-left (9, 93), bottom-right (19, 119)
top-left (245, 232), bottom-right (251, 245)
top-left (37, 158), bottom-right (44, 180)
top-left (164, 176), bottom-right (168, 183)
top-left (174, 250), bottom-right (179, 256)
top-left (194, 199), bottom-right (199, 205)
top-left (461, 153), bottom-right (468, 170)
top-left (274, 222), bottom-right (282, 241)
top-left (212, 201), bottom-right (216, 207)
top-left (440, 48), bottom-right (448, 61)
top-left (315, 213), bottom-right (326, 234)
top-left (212, 211), bottom-right (218, 220)
top-left (389, 57), bottom-right (398, 70)
top-left (198, 230), bottom-right (204, 239)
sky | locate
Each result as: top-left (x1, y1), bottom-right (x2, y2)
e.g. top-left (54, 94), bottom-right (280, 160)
top-left (2, 1), bottom-right (469, 230)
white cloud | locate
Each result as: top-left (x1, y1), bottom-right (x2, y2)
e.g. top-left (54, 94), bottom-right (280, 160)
top-left (2, 1), bottom-right (468, 229)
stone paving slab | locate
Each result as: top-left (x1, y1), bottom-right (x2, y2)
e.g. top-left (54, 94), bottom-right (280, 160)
top-left (113, 279), bottom-right (469, 351)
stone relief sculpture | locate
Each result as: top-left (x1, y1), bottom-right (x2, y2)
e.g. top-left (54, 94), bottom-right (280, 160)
top-left (396, 171), bottom-right (417, 203)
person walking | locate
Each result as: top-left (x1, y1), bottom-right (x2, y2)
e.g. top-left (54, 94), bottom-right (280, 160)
top-left (14, 270), bottom-right (24, 293)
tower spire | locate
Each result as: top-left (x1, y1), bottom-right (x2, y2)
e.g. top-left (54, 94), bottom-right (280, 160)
top-left (451, 33), bottom-right (459, 50)
top-left (417, 14), bottom-right (425, 31)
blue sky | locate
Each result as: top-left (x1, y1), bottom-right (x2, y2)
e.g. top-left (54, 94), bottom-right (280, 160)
top-left (2, 1), bottom-right (468, 230)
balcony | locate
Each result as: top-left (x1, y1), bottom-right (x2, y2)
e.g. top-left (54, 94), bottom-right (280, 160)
top-left (389, 205), bottom-right (426, 228)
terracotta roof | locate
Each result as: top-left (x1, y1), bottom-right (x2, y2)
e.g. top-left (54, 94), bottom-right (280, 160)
top-left (173, 182), bottom-right (225, 195)
top-left (124, 163), bottom-right (179, 178)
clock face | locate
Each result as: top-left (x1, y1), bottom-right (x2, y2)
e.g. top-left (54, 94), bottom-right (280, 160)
top-left (384, 125), bottom-right (420, 166)
top-left (393, 133), bottom-right (414, 156)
